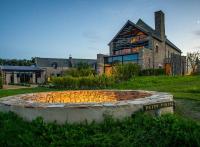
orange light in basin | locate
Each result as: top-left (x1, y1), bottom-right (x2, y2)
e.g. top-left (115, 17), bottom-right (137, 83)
top-left (21, 90), bottom-right (151, 103)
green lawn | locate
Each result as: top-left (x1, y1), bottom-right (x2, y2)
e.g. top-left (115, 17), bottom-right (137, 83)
top-left (113, 75), bottom-right (200, 101)
top-left (0, 87), bottom-right (60, 98)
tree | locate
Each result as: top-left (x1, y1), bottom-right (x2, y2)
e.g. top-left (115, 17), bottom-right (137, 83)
top-left (76, 62), bottom-right (90, 70)
top-left (112, 63), bottom-right (141, 81)
top-left (187, 51), bottom-right (200, 73)
top-left (0, 58), bottom-right (34, 66)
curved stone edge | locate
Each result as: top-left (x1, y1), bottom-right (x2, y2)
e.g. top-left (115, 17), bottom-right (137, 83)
top-left (0, 90), bottom-right (174, 124)
top-left (0, 90), bottom-right (173, 108)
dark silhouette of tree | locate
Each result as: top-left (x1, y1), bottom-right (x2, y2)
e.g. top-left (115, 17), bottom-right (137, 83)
top-left (0, 58), bottom-right (35, 66)
top-left (187, 51), bottom-right (200, 73)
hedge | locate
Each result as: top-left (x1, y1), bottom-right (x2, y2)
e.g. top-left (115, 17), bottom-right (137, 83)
top-left (52, 75), bottom-right (114, 89)
top-left (140, 68), bottom-right (165, 76)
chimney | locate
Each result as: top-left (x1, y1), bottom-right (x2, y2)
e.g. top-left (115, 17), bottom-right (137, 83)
top-left (155, 10), bottom-right (165, 41)
top-left (68, 55), bottom-right (72, 67)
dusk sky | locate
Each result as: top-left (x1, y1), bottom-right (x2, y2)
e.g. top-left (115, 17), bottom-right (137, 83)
top-left (0, 0), bottom-right (200, 59)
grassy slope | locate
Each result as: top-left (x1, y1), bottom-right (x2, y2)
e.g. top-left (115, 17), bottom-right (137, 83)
top-left (113, 75), bottom-right (200, 101)
top-left (112, 75), bottom-right (200, 121)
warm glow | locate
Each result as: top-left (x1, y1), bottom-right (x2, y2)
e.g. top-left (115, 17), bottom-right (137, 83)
top-left (22, 90), bottom-right (151, 103)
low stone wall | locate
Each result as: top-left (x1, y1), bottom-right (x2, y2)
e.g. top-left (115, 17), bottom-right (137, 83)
top-left (0, 90), bottom-right (174, 124)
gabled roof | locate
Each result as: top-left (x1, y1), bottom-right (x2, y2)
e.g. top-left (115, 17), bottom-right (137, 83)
top-left (71, 58), bottom-right (96, 66)
top-left (0, 65), bottom-right (42, 71)
top-left (108, 20), bottom-right (150, 45)
top-left (136, 19), bottom-right (155, 34)
top-left (137, 19), bottom-right (181, 53)
top-left (166, 39), bottom-right (181, 53)
top-left (108, 19), bottom-right (181, 53)
top-left (35, 57), bottom-right (96, 68)
top-left (35, 57), bottom-right (69, 67)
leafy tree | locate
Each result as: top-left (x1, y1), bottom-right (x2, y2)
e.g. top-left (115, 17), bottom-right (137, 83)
top-left (0, 58), bottom-right (34, 66)
top-left (187, 51), bottom-right (200, 73)
top-left (64, 62), bottom-right (95, 77)
top-left (75, 62), bottom-right (90, 70)
top-left (112, 63), bottom-right (141, 81)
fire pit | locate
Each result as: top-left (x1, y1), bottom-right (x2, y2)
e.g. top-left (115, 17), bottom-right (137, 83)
top-left (0, 90), bottom-right (174, 124)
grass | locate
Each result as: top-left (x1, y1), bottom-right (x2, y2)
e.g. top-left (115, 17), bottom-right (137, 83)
top-left (0, 112), bottom-right (199, 146)
top-left (113, 75), bottom-right (200, 101)
top-left (0, 87), bottom-right (60, 98)
top-left (111, 75), bottom-right (200, 121)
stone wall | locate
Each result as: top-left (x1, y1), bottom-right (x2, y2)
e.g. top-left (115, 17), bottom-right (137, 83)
top-left (139, 48), bottom-right (153, 69)
top-left (152, 38), bottom-right (166, 68)
top-left (44, 67), bottom-right (69, 78)
top-left (166, 44), bottom-right (181, 57)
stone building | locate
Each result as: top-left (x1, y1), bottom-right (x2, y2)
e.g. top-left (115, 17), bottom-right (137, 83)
top-left (0, 66), bottom-right (45, 85)
top-left (97, 10), bottom-right (185, 75)
top-left (35, 56), bottom-right (96, 78)
top-left (0, 56), bottom-right (96, 85)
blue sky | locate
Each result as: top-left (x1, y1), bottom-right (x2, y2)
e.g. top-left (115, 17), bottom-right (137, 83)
top-left (0, 0), bottom-right (200, 59)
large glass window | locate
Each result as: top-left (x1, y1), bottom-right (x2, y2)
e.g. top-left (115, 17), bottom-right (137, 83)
top-left (108, 57), bottom-right (112, 63)
top-left (123, 54), bottom-right (138, 62)
top-left (113, 56), bottom-right (122, 63)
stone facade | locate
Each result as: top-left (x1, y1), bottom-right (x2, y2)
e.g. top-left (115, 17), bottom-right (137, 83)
top-left (35, 57), bottom-right (97, 79)
top-left (97, 10), bottom-right (185, 75)
top-left (0, 66), bottom-right (45, 85)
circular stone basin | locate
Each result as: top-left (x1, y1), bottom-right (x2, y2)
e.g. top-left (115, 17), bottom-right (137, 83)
top-left (0, 90), bottom-right (173, 124)
top-left (21, 90), bottom-right (152, 103)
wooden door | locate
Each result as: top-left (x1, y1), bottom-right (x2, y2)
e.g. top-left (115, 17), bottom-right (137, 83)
top-left (165, 63), bottom-right (171, 75)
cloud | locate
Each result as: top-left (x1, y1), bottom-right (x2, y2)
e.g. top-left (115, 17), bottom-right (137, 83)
top-left (191, 46), bottom-right (200, 51)
top-left (194, 30), bottom-right (200, 36)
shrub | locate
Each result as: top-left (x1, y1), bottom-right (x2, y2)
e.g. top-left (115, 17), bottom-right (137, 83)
top-left (64, 68), bottom-right (95, 77)
top-left (112, 63), bottom-right (141, 81)
top-left (65, 62), bottom-right (96, 77)
top-left (140, 68), bottom-right (165, 76)
top-left (52, 75), bottom-right (114, 89)
top-left (190, 71), bottom-right (200, 76)
top-left (0, 112), bottom-right (200, 146)
top-left (8, 83), bottom-right (30, 87)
